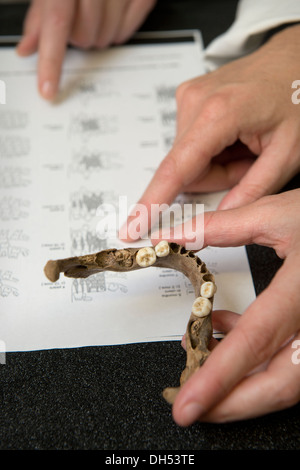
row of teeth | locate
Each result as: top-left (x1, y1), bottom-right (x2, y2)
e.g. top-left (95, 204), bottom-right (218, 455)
top-left (135, 241), bottom-right (216, 318)
top-left (136, 241), bottom-right (170, 267)
top-left (192, 281), bottom-right (216, 317)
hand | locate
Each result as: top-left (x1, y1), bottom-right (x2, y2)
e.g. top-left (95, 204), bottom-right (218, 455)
top-left (16, 0), bottom-right (156, 100)
top-left (121, 24), bottom-right (300, 240)
top-left (151, 189), bottom-right (300, 425)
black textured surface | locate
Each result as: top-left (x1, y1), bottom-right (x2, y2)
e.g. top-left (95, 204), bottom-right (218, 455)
top-left (1, 0), bottom-right (300, 451)
top-left (1, 343), bottom-right (300, 451)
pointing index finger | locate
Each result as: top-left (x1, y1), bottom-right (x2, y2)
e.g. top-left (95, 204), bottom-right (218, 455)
top-left (38, 0), bottom-right (76, 100)
top-left (121, 107), bottom-right (238, 241)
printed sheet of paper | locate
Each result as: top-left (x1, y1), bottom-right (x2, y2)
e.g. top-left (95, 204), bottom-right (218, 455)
top-left (0, 33), bottom-right (256, 352)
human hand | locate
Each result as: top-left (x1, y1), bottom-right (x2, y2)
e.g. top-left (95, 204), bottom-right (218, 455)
top-left (152, 189), bottom-right (300, 425)
top-left (16, 0), bottom-right (156, 100)
top-left (120, 25), bottom-right (300, 240)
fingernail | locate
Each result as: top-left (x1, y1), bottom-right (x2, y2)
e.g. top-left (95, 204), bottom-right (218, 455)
top-left (41, 80), bottom-right (55, 100)
top-left (180, 402), bottom-right (203, 426)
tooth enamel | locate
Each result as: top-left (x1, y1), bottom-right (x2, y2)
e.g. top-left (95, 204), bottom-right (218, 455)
top-left (136, 247), bottom-right (156, 267)
top-left (155, 240), bottom-right (170, 257)
top-left (200, 281), bottom-right (216, 298)
top-left (192, 296), bottom-right (212, 317)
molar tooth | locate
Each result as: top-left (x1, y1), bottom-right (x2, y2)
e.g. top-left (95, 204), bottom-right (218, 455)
top-left (136, 247), bottom-right (156, 267)
top-left (155, 240), bottom-right (170, 257)
top-left (192, 296), bottom-right (212, 317)
top-left (200, 281), bottom-right (216, 298)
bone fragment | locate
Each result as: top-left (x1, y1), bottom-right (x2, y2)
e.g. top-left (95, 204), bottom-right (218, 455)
top-left (44, 242), bottom-right (216, 405)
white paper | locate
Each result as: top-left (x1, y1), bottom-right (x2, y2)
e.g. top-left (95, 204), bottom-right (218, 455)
top-left (0, 33), bottom-right (256, 352)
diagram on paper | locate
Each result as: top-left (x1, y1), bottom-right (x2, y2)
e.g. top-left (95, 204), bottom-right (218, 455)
top-left (0, 196), bottom-right (30, 221)
top-left (0, 229), bottom-right (29, 258)
top-left (69, 148), bottom-right (122, 178)
top-left (71, 271), bottom-right (128, 302)
top-left (0, 270), bottom-right (19, 297)
top-left (0, 167), bottom-right (31, 189)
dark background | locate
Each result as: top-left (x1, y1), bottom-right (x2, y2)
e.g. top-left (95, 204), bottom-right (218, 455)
top-left (0, 0), bottom-right (299, 451)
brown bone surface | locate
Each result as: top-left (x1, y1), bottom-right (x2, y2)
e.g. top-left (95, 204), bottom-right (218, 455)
top-left (44, 242), bottom-right (215, 404)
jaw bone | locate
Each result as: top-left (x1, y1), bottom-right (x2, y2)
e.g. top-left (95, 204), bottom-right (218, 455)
top-left (44, 242), bottom-right (216, 405)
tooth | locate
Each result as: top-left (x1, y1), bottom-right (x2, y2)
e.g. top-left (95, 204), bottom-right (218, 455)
top-left (192, 296), bottom-right (212, 317)
top-left (155, 240), bottom-right (170, 257)
top-left (200, 281), bottom-right (216, 298)
top-left (136, 247), bottom-right (156, 267)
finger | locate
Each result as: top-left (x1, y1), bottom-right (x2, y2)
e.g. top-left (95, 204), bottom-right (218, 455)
top-left (213, 310), bottom-right (270, 375)
top-left (200, 332), bottom-right (300, 422)
top-left (151, 191), bottom-right (288, 252)
top-left (120, 101), bottom-right (239, 241)
top-left (172, 252), bottom-right (300, 426)
top-left (151, 201), bottom-right (258, 250)
top-left (70, 0), bottom-right (104, 48)
top-left (96, 0), bottom-right (129, 48)
top-left (211, 310), bottom-right (240, 334)
top-left (38, 0), bottom-right (76, 100)
top-left (218, 122), bottom-right (300, 210)
top-left (17, 32), bottom-right (39, 57)
top-left (16, 0), bottom-right (42, 56)
top-left (114, 0), bottom-right (157, 44)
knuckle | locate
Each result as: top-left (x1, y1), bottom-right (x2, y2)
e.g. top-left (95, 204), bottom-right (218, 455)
top-left (175, 80), bottom-right (194, 104)
top-left (200, 92), bottom-right (230, 122)
top-left (177, 81), bottom-right (206, 105)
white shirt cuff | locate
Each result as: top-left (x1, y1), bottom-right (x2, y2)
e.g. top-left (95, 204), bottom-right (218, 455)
top-left (204, 0), bottom-right (300, 71)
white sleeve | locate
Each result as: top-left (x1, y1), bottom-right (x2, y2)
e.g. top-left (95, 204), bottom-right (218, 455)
top-left (204, 0), bottom-right (300, 71)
